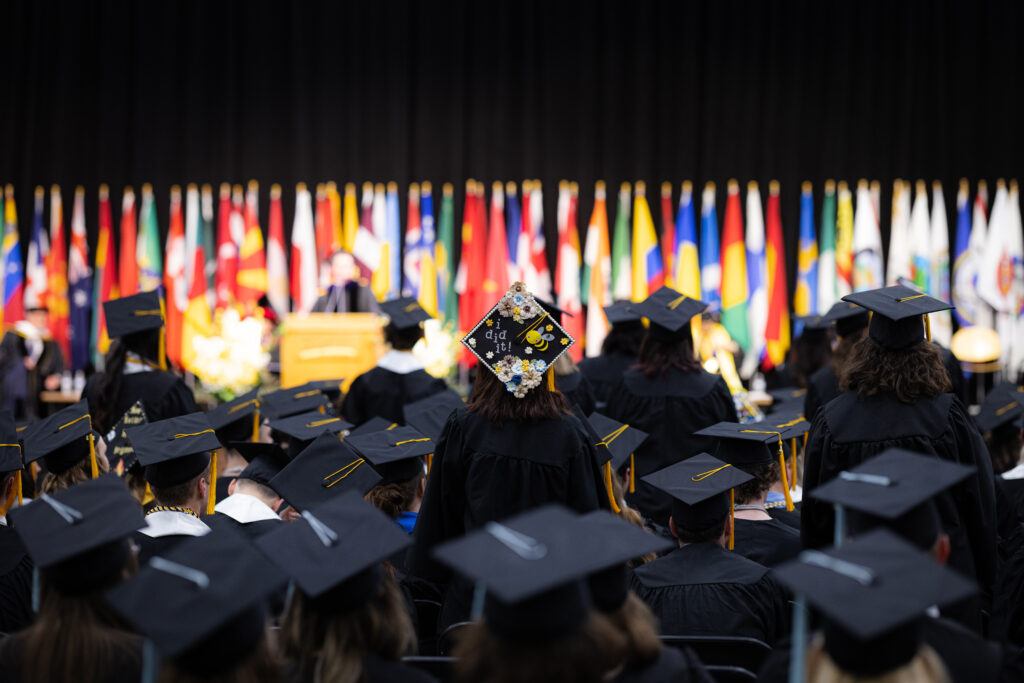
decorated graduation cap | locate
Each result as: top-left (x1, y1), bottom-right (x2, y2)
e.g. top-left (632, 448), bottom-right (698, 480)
top-left (103, 290), bottom-right (168, 370)
top-left (9, 474), bottom-right (144, 596)
top-left (126, 412), bottom-right (221, 515)
top-left (207, 389), bottom-right (261, 444)
top-left (695, 420), bottom-right (800, 512)
top-left (808, 448), bottom-right (974, 549)
top-left (642, 453), bottom-right (753, 549)
top-left (379, 296), bottom-right (433, 331)
top-left (775, 529), bottom-right (976, 679)
top-left (21, 400), bottom-right (100, 479)
top-left (603, 300), bottom-right (643, 327)
top-left (345, 425), bottom-right (431, 486)
top-left (0, 410), bottom-right (24, 511)
top-left (268, 411), bottom-right (352, 444)
top-left (257, 489), bottom-right (412, 608)
top-left (106, 527), bottom-right (286, 676)
top-left (348, 416), bottom-right (398, 436)
top-left (628, 286), bottom-right (708, 341)
top-left (842, 285), bottom-right (953, 350)
top-left (268, 431), bottom-right (381, 512)
top-left (260, 385), bottom-right (331, 420)
top-left (230, 442), bottom-right (291, 488)
top-left (403, 390), bottom-right (464, 444)
top-left (104, 401), bottom-right (148, 475)
top-left (822, 300), bottom-right (871, 338)
top-left (462, 282), bottom-right (575, 399)
top-left (974, 381), bottom-right (1024, 433)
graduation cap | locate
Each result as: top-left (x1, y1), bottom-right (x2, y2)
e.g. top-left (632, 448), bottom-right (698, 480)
top-left (260, 385), bottom-right (331, 420)
top-left (696, 421), bottom-right (799, 511)
top-left (103, 290), bottom-right (165, 339)
top-left (344, 425), bottom-right (431, 486)
top-left (534, 298), bottom-right (574, 327)
top-left (0, 410), bottom-right (24, 509)
top-left (256, 489), bottom-right (412, 606)
top-left (628, 286), bottom-right (708, 341)
top-left (603, 300), bottom-right (643, 327)
top-left (974, 381), bottom-right (1024, 433)
top-left (348, 416), bottom-right (399, 436)
top-left (303, 378), bottom-right (346, 400)
top-left (379, 296), bottom-right (433, 331)
top-left (842, 285), bottom-right (953, 350)
top-left (268, 411), bottom-right (352, 444)
top-left (104, 401), bottom-right (149, 475)
top-left (794, 313), bottom-right (829, 331)
top-left (9, 474), bottom-right (144, 595)
top-left (402, 390), bottom-right (464, 443)
top-left (21, 400), bottom-right (100, 478)
top-left (775, 529), bottom-right (976, 678)
top-left (808, 448), bottom-right (974, 549)
top-left (207, 389), bottom-right (261, 444)
top-left (268, 431), bottom-right (382, 512)
top-left (126, 413), bottom-right (220, 514)
top-left (230, 442), bottom-right (291, 488)
top-left (588, 413), bottom-right (648, 473)
top-left (461, 282), bottom-right (575, 399)
top-left (822, 300), bottom-right (871, 337)
top-left (106, 526), bottom-right (287, 676)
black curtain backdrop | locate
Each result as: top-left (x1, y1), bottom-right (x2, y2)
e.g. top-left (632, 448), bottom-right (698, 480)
top-left (2, 0), bottom-right (1022, 299)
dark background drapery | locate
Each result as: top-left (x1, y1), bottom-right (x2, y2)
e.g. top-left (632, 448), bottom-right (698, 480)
top-left (2, 0), bottom-right (1022, 294)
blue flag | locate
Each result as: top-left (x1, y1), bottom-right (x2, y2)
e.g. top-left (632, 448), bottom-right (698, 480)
top-left (699, 183), bottom-right (721, 312)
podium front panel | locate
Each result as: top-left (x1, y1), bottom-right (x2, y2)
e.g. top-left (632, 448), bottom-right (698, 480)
top-left (279, 313), bottom-right (385, 391)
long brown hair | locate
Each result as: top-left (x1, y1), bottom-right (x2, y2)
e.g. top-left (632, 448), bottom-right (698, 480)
top-left (635, 332), bottom-right (701, 378)
top-left (39, 456), bottom-right (108, 494)
top-left (604, 594), bottom-right (663, 670)
top-left (468, 364), bottom-right (570, 426)
top-left (839, 338), bottom-right (951, 404)
top-left (365, 472), bottom-right (424, 519)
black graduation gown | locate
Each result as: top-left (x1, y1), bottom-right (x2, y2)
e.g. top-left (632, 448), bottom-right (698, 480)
top-left (83, 370), bottom-right (197, 434)
top-left (605, 369), bottom-right (737, 526)
top-left (612, 644), bottom-right (714, 683)
top-left (766, 503), bottom-right (801, 530)
top-left (803, 365), bottom-right (838, 423)
top-left (341, 368), bottom-right (448, 426)
top-left (0, 525), bottom-right (33, 635)
top-left (732, 517), bottom-right (802, 568)
top-left (0, 332), bottom-right (64, 420)
top-left (1000, 476), bottom-right (1024, 521)
top-left (410, 407), bottom-right (607, 629)
top-left (204, 511), bottom-right (284, 540)
top-left (801, 390), bottom-right (998, 599)
top-left (287, 654), bottom-right (438, 683)
top-left (132, 531), bottom-right (193, 565)
top-left (0, 633), bottom-right (142, 683)
top-left (578, 352), bottom-right (636, 407)
top-left (629, 542), bottom-right (790, 645)
top-left (556, 370), bottom-right (597, 414)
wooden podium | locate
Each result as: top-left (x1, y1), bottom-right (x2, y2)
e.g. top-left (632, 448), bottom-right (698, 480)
top-left (279, 313), bottom-right (385, 391)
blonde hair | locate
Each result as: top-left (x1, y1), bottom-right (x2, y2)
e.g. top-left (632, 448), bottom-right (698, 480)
top-left (806, 634), bottom-right (951, 683)
top-left (40, 456), bottom-right (108, 494)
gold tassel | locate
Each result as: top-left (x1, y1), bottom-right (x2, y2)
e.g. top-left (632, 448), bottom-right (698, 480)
top-left (206, 451), bottom-right (217, 516)
top-left (88, 432), bottom-right (99, 479)
top-left (15, 469), bottom-right (22, 507)
top-left (790, 438), bottom-right (797, 492)
top-left (143, 483), bottom-right (155, 506)
top-left (924, 314), bottom-right (931, 342)
top-left (158, 327), bottom-right (167, 371)
top-left (0, 480), bottom-right (14, 517)
top-left (728, 488), bottom-right (735, 550)
top-left (426, 453), bottom-right (433, 475)
top-left (547, 367), bottom-right (556, 391)
top-left (778, 445), bottom-right (794, 511)
top-left (629, 453), bottom-right (636, 494)
top-left (604, 462), bottom-right (622, 514)
top-left (252, 408), bottom-right (260, 442)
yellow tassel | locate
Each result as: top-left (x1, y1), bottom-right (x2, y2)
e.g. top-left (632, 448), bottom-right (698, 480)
top-left (604, 462), bottom-right (622, 514)
top-left (790, 438), bottom-right (797, 492)
top-left (158, 327), bottom-right (167, 371)
top-left (88, 432), bottom-right (99, 479)
top-left (29, 462), bottom-right (37, 483)
top-left (629, 453), bottom-right (636, 494)
top-left (206, 451), bottom-right (217, 516)
top-left (426, 453), bottom-right (433, 475)
top-left (15, 469), bottom-right (22, 507)
top-left (924, 314), bottom-right (931, 342)
top-left (728, 488), bottom-right (735, 550)
top-left (778, 446), bottom-right (794, 511)
top-left (547, 367), bottom-right (556, 391)
top-left (143, 483), bottom-right (155, 506)
top-left (252, 408), bottom-right (260, 442)
top-left (0, 479), bottom-right (14, 516)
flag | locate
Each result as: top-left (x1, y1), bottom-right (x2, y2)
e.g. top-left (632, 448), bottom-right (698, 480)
top-left (163, 186), bottom-right (186, 369)
top-left (835, 181), bottom-right (853, 297)
top-left (506, 182), bottom-right (522, 271)
top-left (343, 183), bottom-right (359, 254)
top-left (327, 181), bottom-right (344, 255)
top-left (136, 184), bottom-right (163, 292)
top-left (24, 187), bottom-right (48, 311)
top-left (91, 184), bottom-right (117, 367)
top-left (700, 182), bottom-right (722, 312)
top-left (583, 181), bottom-right (612, 357)
top-left (455, 181), bottom-right (488, 363)
top-left (315, 184), bottom-right (331, 292)
top-left (795, 182), bottom-right (819, 320)
top-left (200, 185), bottom-right (216, 305)
top-left (418, 183), bottom-right (438, 317)
top-left (978, 179), bottom-right (1023, 373)
top-left (237, 181), bottom-right (268, 313)
top-left (631, 182), bottom-right (664, 302)
top-left (403, 183), bottom-right (424, 300)
top-left (483, 182), bottom-right (511, 300)
top-left (349, 183), bottom-right (377, 287)
top-left (557, 182), bottom-right (585, 360)
top-left (1, 185), bottom-right (24, 330)
top-left (184, 185), bottom-right (200, 301)
top-left (385, 182), bottom-right (402, 298)
top-left (46, 186), bottom-right (70, 362)
top-left (660, 183), bottom-right (675, 288)
top-left (958, 181), bottom-right (993, 329)
top-left (742, 181), bottom-right (767, 379)
top-left (214, 184), bottom-right (237, 311)
top-left (929, 182), bottom-right (952, 346)
top-left (953, 180), bottom-right (984, 327)
top-left (68, 186), bottom-right (92, 372)
top-left (909, 180), bottom-right (931, 292)
top-left (518, 180), bottom-right (553, 302)
top-left (118, 187), bottom-right (138, 297)
top-left (852, 179), bottom-right (884, 292)
top-left (719, 180), bottom-right (749, 350)
top-left (181, 236), bottom-right (214, 374)
top-left (673, 181), bottom-right (701, 302)
top-left (1008, 181), bottom-right (1024, 376)
top-left (764, 181), bottom-right (790, 370)
top-left (610, 182), bottom-right (632, 301)
top-left (817, 180), bottom-right (838, 311)
top-left (290, 183), bottom-right (319, 313)
top-left (266, 183), bottom-right (290, 317)
top-left (361, 183), bottom-right (385, 301)
top-left (437, 182), bottom-right (457, 328)
top-left (887, 180), bottom-right (913, 285)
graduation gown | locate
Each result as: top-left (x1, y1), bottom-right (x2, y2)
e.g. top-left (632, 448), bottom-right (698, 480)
top-left (801, 390), bottom-right (998, 598)
top-left (410, 407), bottom-right (607, 629)
top-left (732, 517), bottom-right (802, 568)
top-left (556, 370), bottom-right (597, 415)
top-left (287, 654), bottom-right (438, 683)
top-left (578, 352), bottom-right (636, 407)
top-left (0, 331), bottom-right (64, 420)
top-left (207, 494), bottom-right (284, 540)
top-left (341, 367), bottom-right (448, 426)
top-left (83, 369), bottom-right (197, 434)
top-left (605, 368), bottom-right (737, 525)
top-left (611, 644), bottom-right (713, 683)
top-left (629, 542), bottom-right (789, 645)
top-left (0, 525), bottom-right (33, 635)
top-left (133, 509), bottom-right (210, 564)
top-left (803, 365), bottom-right (838, 423)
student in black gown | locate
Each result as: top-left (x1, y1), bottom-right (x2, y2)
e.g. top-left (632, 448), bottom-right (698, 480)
top-left (346, 425), bottom-right (431, 538)
top-left (604, 287), bottom-right (737, 526)
top-left (410, 283), bottom-right (607, 630)
top-left (578, 301), bottom-right (646, 408)
top-left (801, 286), bottom-right (998, 603)
top-left (83, 290), bottom-right (197, 435)
top-left (206, 442), bottom-right (287, 540)
top-left (0, 414), bottom-right (32, 635)
top-left (975, 383), bottom-right (1024, 516)
top-left (21, 400), bottom-right (108, 494)
top-left (341, 297), bottom-right (448, 427)
top-left (1, 475), bottom-right (144, 683)
top-left (629, 454), bottom-right (790, 644)
top-left (803, 301), bottom-right (870, 422)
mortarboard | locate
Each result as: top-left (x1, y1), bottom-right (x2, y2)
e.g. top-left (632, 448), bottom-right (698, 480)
top-left (104, 401), bottom-right (148, 475)
top-left (822, 300), bottom-right (871, 338)
top-left (0, 411), bottom-right (24, 510)
top-left (642, 453), bottom-right (753, 549)
top-left (230, 442), bottom-right (292, 488)
top-left (379, 296), bottom-right (433, 331)
top-left (774, 529), bottom-right (976, 678)
top-left (794, 314), bottom-right (829, 331)
top-left (348, 416), bottom-right (399, 436)
top-left (256, 489), bottom-right (412, 606)
top-left (103, 290), bottom-right (165, 339)
top-left (974, 381), bottom-right (1024, 433)
top-left (268, 411), bottom-right (352, 444)
top-left (344, 425), bottom-right (431, 486)
top-left (260, 385), bottom-right (331, 420)
top-left (695, 420), bottom-right (800, 512)
top-left (106, 526), bottom-right (286, 676)
top-left (534, 298), bottom-right (574, 327)
top-left (207, 389), bottom-right (261, 444)
top-left (304, 378), bottom-right (346, 400)
top-left (402, 390), bottom-right (464, 444)
top-left (628, 286), bottom-right (707, 341)
top-left (587, 412), bottom-right (648, 473)
top-left (268, 431), bottom-right (381, 512)
top-left (126, 413), bottom-right (221, 514)
top-left (461, 282), bottom-right (575, 399)
top-left (842, 285), bottom-right (953, 350)
top-left (603, 300), bottom-right (643, 327)
top-left (21, 400), bottom-right (100, 479)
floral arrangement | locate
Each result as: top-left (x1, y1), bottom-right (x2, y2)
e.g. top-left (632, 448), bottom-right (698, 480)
top-left (496, 282), bottom-right (540, 322)
top-left (189, 308), bottom-right (270, 401)
top-left (494, 355), bottom-right (547, 398)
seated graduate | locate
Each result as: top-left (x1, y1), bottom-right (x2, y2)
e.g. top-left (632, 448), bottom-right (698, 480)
top-left (0, 413), bottom-right (33, 635)
top-left (803, 301), bottom-right (870, 421)
top-left (1, 475), bottom-right (145, 683)
top-left (106, 526), bottom-right (285, 683)
top-left (585, 413), bottom-right (655, 543)
top-left (578, 301), bottom-right (646, 409)
top-left (0, 303), bottom-right (65, 421)
top-left (207, 442), bottom-right (289, 539)
top-left (257, 490), bottom-right (435, 683)
top-left (628, 454), bottom-right (789, 644)
top-left (103, 400), bottom-right (151, 507)
top-left (126, 413), bottom-right (221, 563)
top-left (345, 425), bottom-right (431, 537)
top-left (975, 383), bottom-right (1024, 517)
top-left (341, 297), bottom-right (448, 427)
top-left (206, 389), bottom-right (264, 502)
top-left (535, 299), bottom-right (597, 415)
top-left (21, 400), bottom-right (108, 494)
top-left (260, 384), bottom-right (333, 422)
top-left (268, 410), bottom-right (352, 460)
top-left (756, 414), bottom-right (810, 530)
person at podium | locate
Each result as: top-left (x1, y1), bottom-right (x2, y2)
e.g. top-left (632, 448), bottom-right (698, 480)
top-left (312, 250), bottom-right (379, 314)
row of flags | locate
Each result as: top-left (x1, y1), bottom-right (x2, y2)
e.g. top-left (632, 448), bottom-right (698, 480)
top-left (0, 178), bottom-right (1020, 378)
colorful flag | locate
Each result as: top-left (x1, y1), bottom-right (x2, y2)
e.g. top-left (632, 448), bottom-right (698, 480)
top-left (368, 183), bottom-right (389, 302)
top-left (835, 181), bottom-right (854, 297)
top-left (660, 183), bottom-right (675, 288)
top-left (91, 185), bottom-right (117, 366)
top-left (583, 181), bottom-right (612, 357)
top-left (610, 182), bottom-right (632, 301)
top-left (817, 180), bottom-right (838, 311)
top-left (237, 181), bottom-right (268, 313)
top-left (557, 182), bottom-right (585, 360)
top-left (46, 186), bottom-right (70, 362)
top-left (455, 181), bottom-right (488, 363)
top-left (1008, 181), bottom-right (1024, 376)
top-left (163, 186), bottom-right (186, 369)
top-left (418, 183), bottom-right (438, 317)
top-left (437, 182), bottom-right (457, 328)
top-left (887, 180), bottom-right (913, 285)
top-left (184, 185), bottom-right (200, 300)
top-left (24, 187), bottom-right (48, 311)
top-left (719, 180), bottom-right (749, 350)
top-left (327, 181), bottom-right (344, 256)
top-left (518, 180), bottom-right (553, 302)
top-left (764, 181), bottom-right (790, 370)
top-left (742, 181), bottom-right (767, 379)
top-left (290, 183), bottom-right (319, 313)
top-left (200, 185), bottom-right (216, 304)
top-left (1, 186), bottom-right (24, 330)
top-left (214, 184), bottom-right (237, 311)
top-left (929, 182), bottom-right (952, 346)
top-left (118, 187), bottom-right (138, 298)
top-left (315, 184), bottom-right (331, 292)
top-left (136, 184), bottom-right (163, 292)
top-left (909, 180), bottom-right (931, 292)
top-left (700, 182), bottom-right (722, 312)
top-left (483, 182), bottom-right (511, 299)
top-left (266, 184), bottom-right (289, 317)
top-left (386, 182), bottom-right (402, 298)
top-left (403, 183), bottom-right (424, 300)
top-left (68, 186), bottom-right (92, 372)
top-left (953, 180), bottom-right (983, 327)
top-left (631, 182), bottom-right (664, 302)
top-left (795, 182), bottom-right (819, 320)
top-left (852, 179), bottom-right (883, 292)
top-left (181, 234), bottom-right (214, 374)
top-left (343, 183), bottom-right (359, 254)
top-left (673, 181), bottom-right (701, 303)
top-left (979, 180), bottom-right (1024, 373)
top-left (506, 182), bottom-right (522, 270)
